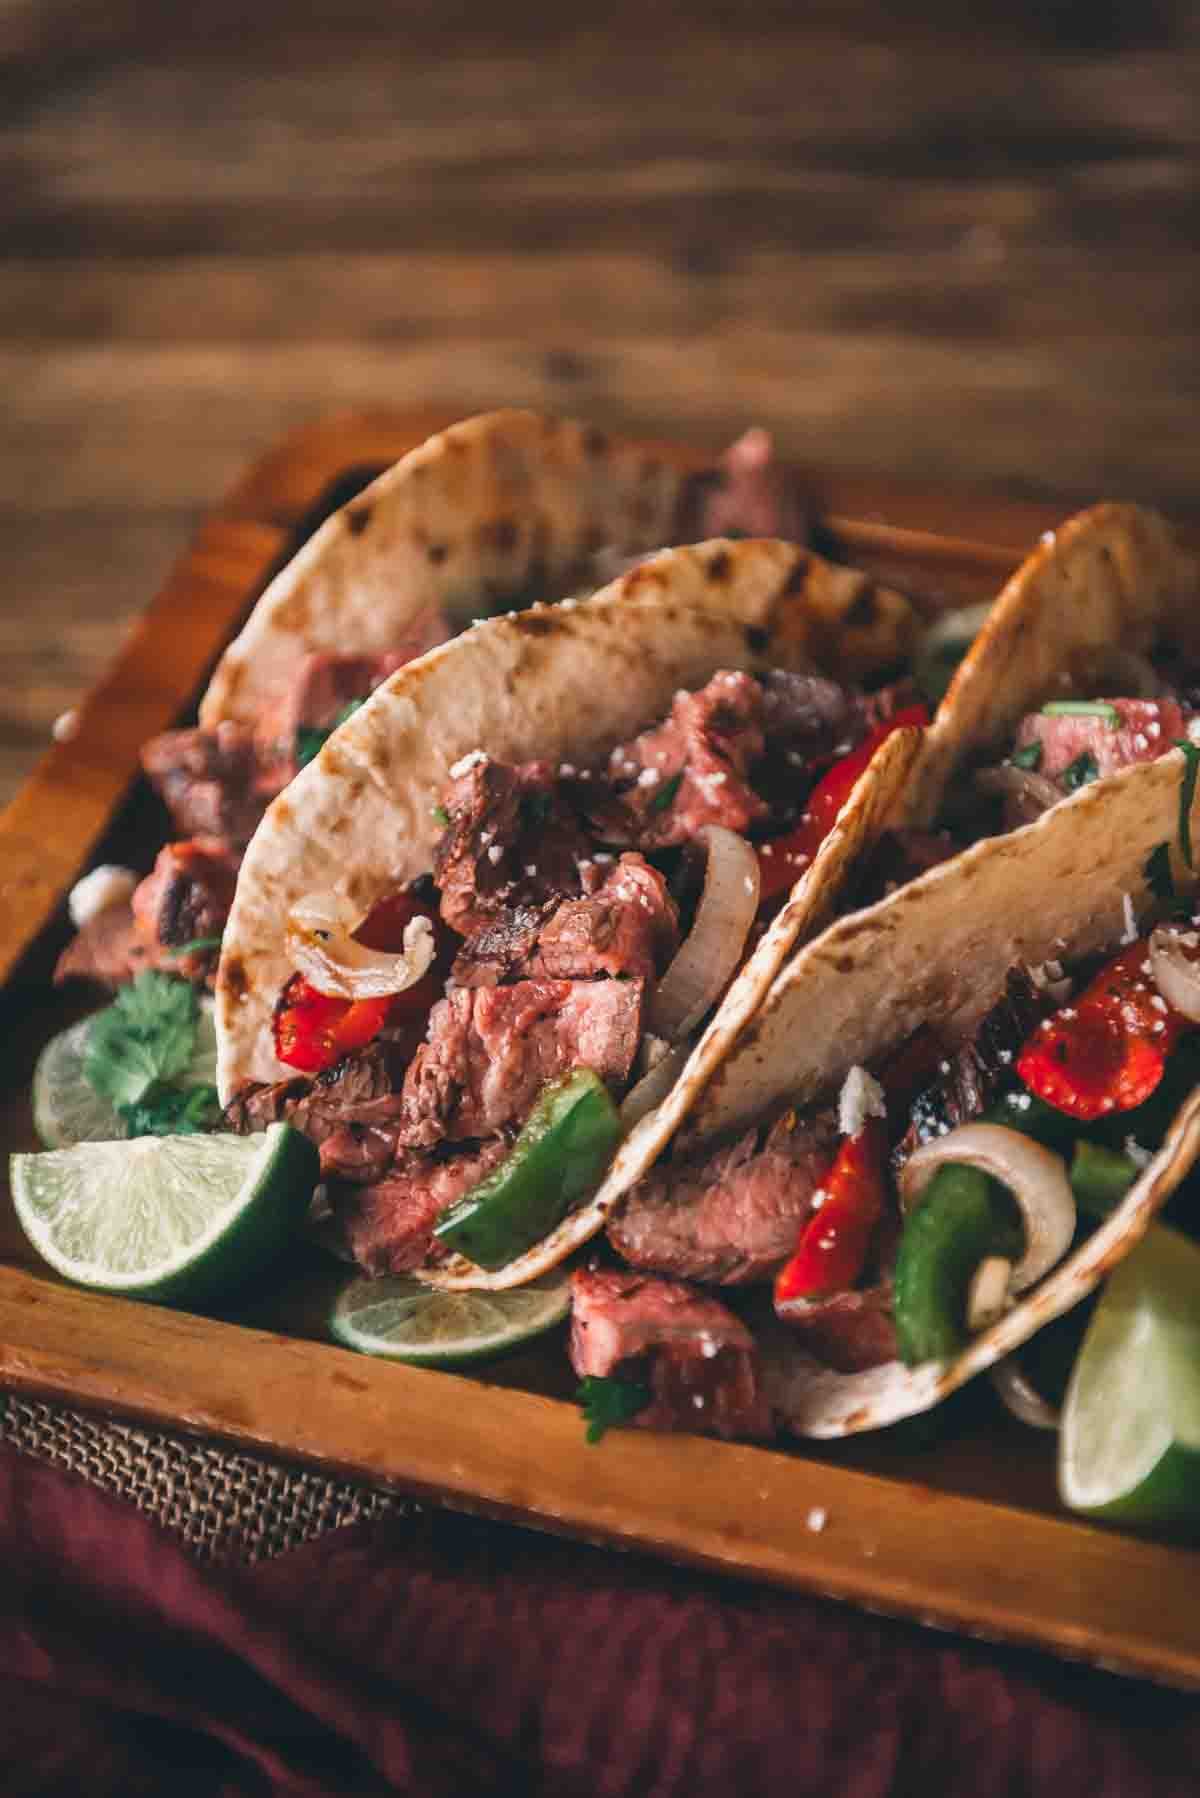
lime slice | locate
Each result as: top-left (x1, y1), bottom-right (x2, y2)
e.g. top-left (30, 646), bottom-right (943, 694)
top-left (9, 1122), bottom-right (318, 1305)
top-left (330, 1269), bottom-right (571, 1366)
top-left (32, 996), bottom-right (218, 1148)
top-left (1059, 1223), bottom-right (1200, 1533)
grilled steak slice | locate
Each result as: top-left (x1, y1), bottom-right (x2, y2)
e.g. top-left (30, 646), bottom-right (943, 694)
top-left (432, 758), bottom-right (592, 938)
top-left (399, 977), bottom-right (644, 1150)
top-left (225, 1043), bottom-right (404, 1167)
top-left (129, 837), bottom-right (239, 980)
top-left (1013, 696), bottom-right (1184, 785)
top-left (450, 854), bottom-right (678, 987)
top-left (895, 967), bottom-right (1044, 1165)
top-left (688, 427), bottom-right (807, 544)
top-left (775, 1282), bottom-right (899, 1373)
top-left (599, 670), bottom-right (769, 850)
top-left (330, 1138), bottom-right (511, 1274)
top-left (569, 1267), bottom-right (773, 1440)
top-left (608, 1108), bottom-right (838, 1286)
top-left (253, 647), bottom-right (422, 765)
top-left (54, 902), bottom-right (149, 988)
top-left (141, 722), bottom-right (281, 849)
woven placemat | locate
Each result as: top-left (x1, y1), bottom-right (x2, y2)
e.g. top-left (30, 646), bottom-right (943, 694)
top-left (0, 1392), bottom-right (405, 1564)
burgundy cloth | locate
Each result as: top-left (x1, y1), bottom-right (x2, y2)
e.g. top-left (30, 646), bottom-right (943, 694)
top-left (1, 1445), bottom-right (1197, 1798)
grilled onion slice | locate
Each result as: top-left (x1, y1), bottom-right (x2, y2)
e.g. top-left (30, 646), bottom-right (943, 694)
top-left (286, 894), bottom-right (435, 1000)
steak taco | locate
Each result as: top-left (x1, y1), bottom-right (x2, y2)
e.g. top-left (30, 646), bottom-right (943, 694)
top-left (215, 536), bottom-right (926, 1285)
top-left (56, 409), bottom-right (806, 993)
top-left (601, 748), bottom-right (1200, 1441)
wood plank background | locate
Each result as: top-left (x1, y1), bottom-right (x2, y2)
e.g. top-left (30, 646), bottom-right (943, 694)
top-left (2, 2), bottom-right (1198, 807)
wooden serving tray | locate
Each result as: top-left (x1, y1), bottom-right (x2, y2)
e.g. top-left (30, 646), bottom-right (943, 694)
top-left (3, 410), bottom-right (1199, 1690)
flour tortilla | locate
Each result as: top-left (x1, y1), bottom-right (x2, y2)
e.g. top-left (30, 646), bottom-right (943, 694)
top-left (904, 501), bottom-right (1198, 827)
top-left (216, 536), bottom-right (918, 1290)
top-left (684, 748), bottom-right (1200, 1435)
top-left (200, 409), bottom-right (707, 730)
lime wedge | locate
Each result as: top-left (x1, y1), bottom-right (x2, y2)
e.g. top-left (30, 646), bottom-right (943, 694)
top-left (9, 1122), bottom-right (318, 1305)
top-left (1059, 1223), bottom-right (1200, 1533)
top-left (32, 996), bottom-right (218, 1148)
top-left (330, 1269), bottom-right (571, 1366)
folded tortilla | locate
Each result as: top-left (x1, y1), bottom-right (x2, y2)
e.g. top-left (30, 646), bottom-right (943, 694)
top-left (687, 748), bottom-right (1200, 1435)
top-left (215, 536), bottom-right (921, 1282)
top-left (200, 409), bottom-right (711, 730)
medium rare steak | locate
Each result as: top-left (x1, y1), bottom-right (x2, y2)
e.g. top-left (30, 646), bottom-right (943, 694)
top-left (432, 758), bottom-right (593, 938)
top-left (569, 1267), bottom-right (773, 1439)
top-left (895, 967), bottom-right (1043, 1166)
top-left (331, 1137), bottom-right (512, 1274)
top-left (608, 1108), bottom-right (838, 1285)
top-left (450, 854), bottom-right (678, 987)
top-left (253, 647), bottom-right (419, 765)
top-left (600, 670), bottom-right (769, 849)
top-left (775, 1282), bottom-right (899, 1373)
top-left (225, 1043), bottom-right (405, 1172)
top-left (399, 977), bottom-right (644, 1149)
top-left (54, 902), bottom-right (149, 988)
top-left (141, 722), bottom-right (281, 849)
top-left (130, 837), bottom-right (239, 979)
top-left (1013, 696), bottom-right (1185, 784)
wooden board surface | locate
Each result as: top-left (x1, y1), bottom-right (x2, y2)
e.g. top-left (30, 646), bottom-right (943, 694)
top-left (2, 409), bottom-right (1200, 1690)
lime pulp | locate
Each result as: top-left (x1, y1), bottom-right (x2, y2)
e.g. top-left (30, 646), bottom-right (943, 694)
top-left (329, 1269), bottom-right (571, 1366)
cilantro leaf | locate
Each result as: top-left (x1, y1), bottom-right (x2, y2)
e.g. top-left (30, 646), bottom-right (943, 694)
top-left (1175, 739), bottom-right (1200, 869)
top-left (431, 803), bottom-right (451, 828)
top-left (1144, 841), bottom-right (1177, 905)
top-left (295, 697), bottom-right (368, 770)
top-left (576, 1375), bottom-right (651, 1443)
top-left (119, 1082), bottom-right (221, 1138)
top-left (1062, 751), bottom-right (1099, 792)
top-left (167, 934), bottom-right (223, 959)
top-left (647, 772), bottom-right (684, 816)
top-left (1010, 740), bottom-right (1043, 772)
top-left (83, 972), bottom-right (199, 1110)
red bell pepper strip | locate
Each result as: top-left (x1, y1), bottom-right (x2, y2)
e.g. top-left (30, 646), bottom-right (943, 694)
top-left (756, 704), bottom-right (928, 902)
top-left (774, 1119), bottom-right (886, 1305)
top-left (1016, 940), bottom-right (1192, 1121)
top-left (273, 889), bottom-right (450, 1074)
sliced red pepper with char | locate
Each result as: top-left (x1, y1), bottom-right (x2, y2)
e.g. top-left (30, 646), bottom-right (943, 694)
top-left (774, 1118), bottom-right (887, 1305)
top-left (756, 704), bottom-right (928, 902)
top-left (273, 889), bottom-right (452, 1075)
top-left (1016, 939), bottom-right (1193, 1121)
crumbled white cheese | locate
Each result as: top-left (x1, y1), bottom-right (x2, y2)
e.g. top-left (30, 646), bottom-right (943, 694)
top-left (1124, 1136), bottom-right (1154, 1170)
top-left (637, 767), bottom-right (662, 788)
top-left (1121, 892), bottom-right (1138, 944)
top-left (52, 708), bottom-right (79, 743)
top-left (837, 1065), bottom-right (886, 1139)
top-left (806, 1507), bottom-right (828, 1534)
top-left (448, 749), bottom-right (487, 779)
top-left (487, 845), bottom-right (504, 864)
top-left (1040, 530), bottom-right (1056, 546)
top-left (68, 864), bottom-right (138, 929)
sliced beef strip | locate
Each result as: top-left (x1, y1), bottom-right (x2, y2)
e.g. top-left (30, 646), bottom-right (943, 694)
top-left (894, 967), bottom-right (1044, 1167)
top-left (569, 1266), bottom-right (773, 1440)
top-left (774, 1282), bottom-right (900, 1374)
top-left (129, 837), bottom-right (239, 980)
top-left (225, 1042), bottom-right (405, 1161)
top-left (607, 1106), bottom-right (838, 1286)
top-left (54, 902), bottom-right (149, 988)
top-left (253, 648), bottom-right (420, 765)
top-left (596, 670), bottom-right (769, 850)
top-left (399, 976), bottom-right (644, 1151)
top-left (450, 854), bottom-right (679, 987)
top-left (329, 1137), bottom-right (511, 1275)
top-left (141, 722), bottom-right (283, 850)
top-left (1012, 696), bottom-right (1186, 785)
top-left (432, 758), bottom-right (593, 938)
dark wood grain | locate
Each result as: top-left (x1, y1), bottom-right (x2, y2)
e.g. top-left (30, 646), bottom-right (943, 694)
top-left (1, 7), bottom-right (1199, 804)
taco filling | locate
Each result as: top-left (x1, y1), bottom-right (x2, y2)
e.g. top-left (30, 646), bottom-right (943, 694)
top-left (225, 665), bottom-right (923, 1276)
top-left (56, 422), bottom-right (805, 994)
top-left (569, 925), bottom-right (1200, 1441)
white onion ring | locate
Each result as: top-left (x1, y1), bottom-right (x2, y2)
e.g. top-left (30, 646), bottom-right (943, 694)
top-left (286, 894), bottom-right (435, 1000)
top-left (647, 826), bottom-right (760, 1042)
top-left (899, 1122), bottom-right (1076, 1294)
top-left (1149, 924), bottom-right (1200, 1023)
top-left (965, 1254), bottom-right (1012, 1333)
top-left (989, 1359), bottom-right (1061, 1432)
top-left (619, 1040), bottom-right (692, 1129)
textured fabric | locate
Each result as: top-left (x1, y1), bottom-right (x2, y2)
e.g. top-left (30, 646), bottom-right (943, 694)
top-left (0, 1395), bottom-right (402, 1563)
top-left (2, 1443), bottom-right (1198, 1798)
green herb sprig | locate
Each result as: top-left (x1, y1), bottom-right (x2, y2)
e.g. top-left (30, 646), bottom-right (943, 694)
top-left (84, 971), bottom-right (200, 1111)
top-left (1175, 739), bottom-right (1200, 869)
top-left (576, 1375), bottom-right (651, 1443)
top-left (647, 772), bottom-right (684, 816)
